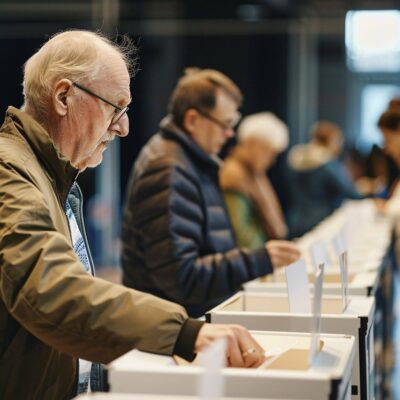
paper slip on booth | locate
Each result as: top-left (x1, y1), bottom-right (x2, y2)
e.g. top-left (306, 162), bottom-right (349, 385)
top-left (297, 202), bottom-right (392, 274)
top-left (244, 270), bottom-right (379, 297)
top-left (74, 394), bottom-right (276, 400)
top-left (301, 200), bottom-right (392, 246)
top-left (206, 291), bottom-right (374, 399)
top-left (302, 236), bottom-right (390, 275)
top-left (107, 331), bottom-right (355, 400)
top-left (299, 244), bottom-right (388, 275)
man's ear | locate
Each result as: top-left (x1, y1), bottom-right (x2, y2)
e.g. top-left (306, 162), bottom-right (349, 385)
top-left (53, 79), bottom-right (73, 116)
top-left (182, 108), bottom-right (200, 135)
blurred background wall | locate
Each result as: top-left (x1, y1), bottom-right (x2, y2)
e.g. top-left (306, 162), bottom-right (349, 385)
top-left (1, 0), bottom-right (399, 266)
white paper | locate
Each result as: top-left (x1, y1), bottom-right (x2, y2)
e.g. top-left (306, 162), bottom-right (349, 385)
top-left (309, 263), bottom-right (324, 366)
top-left (332, 227), bottom-right (347, 257)
top-left (198, 337), bottom-right (226, 400)
top-left (338, 250), bottom-right (350, 312)
top-left (309, 240), bottom-right (331, 272)
top-left (285, 259), bottom-right (311, 313)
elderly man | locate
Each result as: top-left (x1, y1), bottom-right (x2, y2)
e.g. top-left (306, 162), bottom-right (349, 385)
top-left (0, 31), bottom-right (266, 400)
top-left (122, 68), bottom-right (300, 318)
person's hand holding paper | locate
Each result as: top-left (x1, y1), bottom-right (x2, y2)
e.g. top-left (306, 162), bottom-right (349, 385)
top-left (194, 323), bottom-right (266, 368)
top-left (265, 240), bottom-right (301, 269)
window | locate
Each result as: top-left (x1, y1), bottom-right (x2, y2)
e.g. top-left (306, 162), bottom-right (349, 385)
top-left (346, 10), bottom-right (400, 72)
top-left (359, 84), bottom-right (400, 147)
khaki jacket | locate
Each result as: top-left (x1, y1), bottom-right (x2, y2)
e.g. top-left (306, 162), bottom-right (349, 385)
top-left (0, 107), bottom-right (198, 399)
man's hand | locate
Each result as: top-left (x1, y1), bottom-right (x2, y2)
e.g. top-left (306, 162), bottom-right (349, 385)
top-left (374, 198), bottom-right (387, 214)
top-left (194, 323), bottom-right (265, 368)
top-left (265, 240), bottom-right (301, 270)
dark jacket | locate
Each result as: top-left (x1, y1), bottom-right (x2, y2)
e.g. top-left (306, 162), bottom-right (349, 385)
top-left (0, 107), bottom-right (201, 400)
top-left (286, 143), bottom-right (363, 237)
top-left (121, 116), bottom-right (272, 317)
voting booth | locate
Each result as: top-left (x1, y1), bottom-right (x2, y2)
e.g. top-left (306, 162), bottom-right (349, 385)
top-left (206, 291), bottom-right (375, 399)
top-left (301, 200), bottom-right (395, 399)
top-left (107, 331), bottom-right (355, 400)
top-left (291, 200), bottom-right (394, 398)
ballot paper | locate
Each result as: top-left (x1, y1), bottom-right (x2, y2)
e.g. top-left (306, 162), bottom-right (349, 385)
top-left (309, 263), bottom-right (324, 366)
top-left (197, 337), bottom-right (226, 400)
top-left (338, 251), bottom-right (349, 312)
top-left (285, 259), bottom-right (311, 313)
top-left (333, 233), bottom-right (349, 312)
top-left (261, 347), bottom-right (306, 370)
top-left (332, 227), bottom-right (347, 256)
top-left (309, 240), bottom-right (331, 272)
top-left (261, 342), bottom-right (325, 371)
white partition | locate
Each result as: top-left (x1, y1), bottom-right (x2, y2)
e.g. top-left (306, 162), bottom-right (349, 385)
top-left (107, 331), bottom-right (355, 400)
top-left (244, 269), bottom-right (379, 297)
top-left (207, 292), bottom-right (374, 399)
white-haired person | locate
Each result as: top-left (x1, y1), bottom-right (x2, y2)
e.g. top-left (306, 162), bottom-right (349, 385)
top-left (286, 121), bottom-right (363, 238)
top-left (220, 112), bottom-right (289, 249)
top-left (0, 31), bottom-right (271, 399)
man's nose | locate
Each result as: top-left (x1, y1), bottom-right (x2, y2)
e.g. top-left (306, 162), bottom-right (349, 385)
top-left (111, 113), bottom-right (129, 137)
top-left (225, 127), bottom-right (235, 139)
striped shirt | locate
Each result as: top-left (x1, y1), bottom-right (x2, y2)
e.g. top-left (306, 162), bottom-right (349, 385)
top-left (65, 198), bottom-right (92, 394)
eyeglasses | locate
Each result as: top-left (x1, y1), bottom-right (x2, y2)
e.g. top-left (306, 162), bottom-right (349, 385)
top-left (72, 82), bottom-right (129, 124)
top-left (194, 108), bottom-right (241, 131)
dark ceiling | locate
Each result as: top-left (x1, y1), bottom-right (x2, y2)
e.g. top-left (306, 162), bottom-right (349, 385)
top-left (0, 0), bottom-right (399, 22)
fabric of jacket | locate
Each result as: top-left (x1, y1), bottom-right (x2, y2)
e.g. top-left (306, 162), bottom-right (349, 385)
top-left (220, 154), bottom-right (288, 248)
top-left (121, 116), bottom-right (272, 318)
top-left (286, 142), bottom-right (364, 238)
top-left (0, 107), bottom-right (201, 400)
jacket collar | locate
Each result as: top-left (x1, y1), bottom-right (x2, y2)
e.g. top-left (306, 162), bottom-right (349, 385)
top-left (159, 114), bottom-right (222, 169)
top-left (5, 106), bottom-right (79, 203)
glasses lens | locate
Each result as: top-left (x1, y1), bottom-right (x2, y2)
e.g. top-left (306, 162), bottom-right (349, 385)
top-left (112, 107), bottom-right (129, 124)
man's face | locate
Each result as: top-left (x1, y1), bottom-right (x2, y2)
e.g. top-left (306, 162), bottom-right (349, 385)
top-left (66, 55), bottom-right (131, 171)
top-left (382, 128), bottom-right (400, 166)
top-left (186, 89), bottom-right (239, 156)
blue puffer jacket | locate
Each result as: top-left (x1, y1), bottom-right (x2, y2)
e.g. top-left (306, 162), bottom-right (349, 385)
top-left (121, 116), bottom-right (272, 317)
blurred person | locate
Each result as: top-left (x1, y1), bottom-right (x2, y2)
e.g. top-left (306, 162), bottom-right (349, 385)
top-left (346, 96), bottom-right (400, 198)
top-left (352, 92), bottom-right (400, 197)
top-left (0, 31), bottom-right (267, 400)
top-left (362, 100), bottom-right (400, 215)
top-left (388, 96), bottom-right (400, 112)
top-left (286, 121), bottom-right (363, 237)
top-left (220, 112), bottom-right (288, 249)
top-left (344, 145), bottom-right (389, 196)
top-left (376, 110), bottom-right (400, 265)
top-left (375, 110), bottom-right (400, 217)
top-left (122, 68), bottom-right (300, 318)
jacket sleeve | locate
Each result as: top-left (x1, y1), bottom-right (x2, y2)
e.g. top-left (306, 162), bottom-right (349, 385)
top-left (0, 162), bottom-right (202, 364)
top-left (124, 161), bottom-right (272, 306)
top-left (327, 162), bottom-right (364, 200)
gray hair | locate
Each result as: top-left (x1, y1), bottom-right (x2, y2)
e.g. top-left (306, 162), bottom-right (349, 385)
top-left (237, 112), bottom-right (289, 153)
top-left (168, 67), bottom-right (243, 129)
top-left (23, 30), bottom-right (137, 121)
